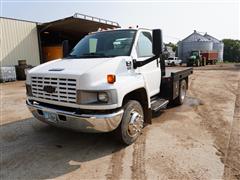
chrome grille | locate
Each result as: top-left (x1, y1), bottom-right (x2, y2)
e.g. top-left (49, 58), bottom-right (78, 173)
top-left (31, 76), bottom-right (77, 103)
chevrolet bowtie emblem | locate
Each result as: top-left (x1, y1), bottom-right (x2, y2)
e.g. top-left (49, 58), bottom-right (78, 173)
top-left (43, 86), bottom-right (56, 94)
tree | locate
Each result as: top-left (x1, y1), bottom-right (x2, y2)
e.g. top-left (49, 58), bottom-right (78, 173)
top-left (222, 39), bottom-right (240, 62)
top-left (165, 42), bottom-right (177, 52)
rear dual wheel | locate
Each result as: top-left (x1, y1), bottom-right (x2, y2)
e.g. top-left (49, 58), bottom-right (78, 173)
top-left (174, 79), bottom-right (187, 105)
top-left (197, 60), bottom-right (201, 67)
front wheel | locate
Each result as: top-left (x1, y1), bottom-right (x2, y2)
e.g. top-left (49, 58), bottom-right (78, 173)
top-left (115, 100), bottom-right (144, 145)
top-left (174, 79), bottom-right (187, 105)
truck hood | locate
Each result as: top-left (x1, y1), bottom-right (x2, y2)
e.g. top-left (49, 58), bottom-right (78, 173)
top-left (28, 57), bottom-right (132, 89)
top-left (29, 58), bottom-right (114, 76)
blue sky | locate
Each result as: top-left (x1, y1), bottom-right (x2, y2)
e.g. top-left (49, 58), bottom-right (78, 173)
top-left (1, 0), bottom-right (239, 43)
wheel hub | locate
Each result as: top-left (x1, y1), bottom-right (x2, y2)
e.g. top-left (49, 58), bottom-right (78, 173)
top-left (128, 111), bottom-right (144, 137)
top-left (180, 83), bottom-right (186, 101)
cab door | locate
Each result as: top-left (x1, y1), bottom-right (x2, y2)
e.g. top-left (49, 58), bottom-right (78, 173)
top-left (134, 30), bottom-right (161, 97)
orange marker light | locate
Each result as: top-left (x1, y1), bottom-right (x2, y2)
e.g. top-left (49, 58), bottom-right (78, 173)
top-left (107, 74), bottom-right (116, 84)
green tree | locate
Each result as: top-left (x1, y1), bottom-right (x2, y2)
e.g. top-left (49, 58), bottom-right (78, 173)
top-left (222, 39), bottom-right (240, 62)
top-left (165, 42), bottom-right (177, 52)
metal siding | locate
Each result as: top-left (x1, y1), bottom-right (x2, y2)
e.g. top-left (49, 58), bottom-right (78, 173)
top-left (213, 42), bottom-right (224, 61)
top-left (204, 34), bottom-right (224, 61)
top-left (0, 18), bottom-right (40, 66)
top-left (178, 41), bottom-right (182, 59)
top-left (181, 41), bottom-right (213, 62)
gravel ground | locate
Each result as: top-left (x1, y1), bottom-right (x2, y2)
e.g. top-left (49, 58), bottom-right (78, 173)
top-left (0, 63), bottom-right (239, 180)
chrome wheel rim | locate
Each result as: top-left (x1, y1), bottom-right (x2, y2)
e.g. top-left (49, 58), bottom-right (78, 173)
top-left (180, 82), bottom-right (186, 101)
top-left (127, 111), bottom-right (144, 137)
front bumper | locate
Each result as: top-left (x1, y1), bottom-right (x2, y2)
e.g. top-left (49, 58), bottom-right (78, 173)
top-left (26, 100), bottom-right (123, 133)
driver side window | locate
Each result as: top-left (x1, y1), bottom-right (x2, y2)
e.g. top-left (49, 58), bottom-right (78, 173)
top-left (136, 31), bottom-right (153, 57)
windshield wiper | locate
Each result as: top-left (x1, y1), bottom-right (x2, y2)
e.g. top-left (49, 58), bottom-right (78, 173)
top-left (66, 53), bottom-right (115, 59)
top-left (81, 53), bottom-right (108, 57)
top-left (65, 54), bottom-right (79, 59)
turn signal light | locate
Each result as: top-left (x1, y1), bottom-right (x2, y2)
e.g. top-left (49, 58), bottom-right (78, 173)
top-left (107, 74), bottom-right (116, 84)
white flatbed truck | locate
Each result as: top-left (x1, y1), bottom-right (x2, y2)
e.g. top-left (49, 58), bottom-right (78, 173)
top-left (26, 28), bottom-right (193, 145)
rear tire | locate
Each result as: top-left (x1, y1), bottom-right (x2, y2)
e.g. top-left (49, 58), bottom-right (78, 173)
top-left (195, 60), bottom-right (200, 67)
top-left (202, 60), bottom-right (205, 66)
top-left (115, 100), bottom-right (144, 145)
top-left (174, 79), bottom-right (187, 105)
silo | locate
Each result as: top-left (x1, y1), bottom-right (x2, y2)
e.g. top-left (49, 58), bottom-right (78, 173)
top-left (179, 30), bottom-right (213, 63)
top-left (177, 41), bottom-right (182, 59)
top-left (204, 33), bottom-right (224, 61)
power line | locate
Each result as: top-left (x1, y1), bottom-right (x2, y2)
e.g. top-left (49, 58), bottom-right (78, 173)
top-left (164, 35), bottom-right (181, 40)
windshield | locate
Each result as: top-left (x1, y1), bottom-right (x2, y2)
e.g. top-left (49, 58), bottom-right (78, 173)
top-left (168, 57), bottom-right (174, 60)
top-left (68, 30), bottom-right (136, 58)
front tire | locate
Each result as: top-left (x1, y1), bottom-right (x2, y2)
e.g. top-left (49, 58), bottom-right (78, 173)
top-left (116, 100), bottom-right (144, 145)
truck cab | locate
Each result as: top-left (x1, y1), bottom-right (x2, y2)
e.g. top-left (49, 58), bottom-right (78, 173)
top-left (26, 28), bottom-right (192, 145)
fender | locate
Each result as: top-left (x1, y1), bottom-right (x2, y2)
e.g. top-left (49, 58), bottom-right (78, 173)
top-left (114, 74), bottom-right (151, 109)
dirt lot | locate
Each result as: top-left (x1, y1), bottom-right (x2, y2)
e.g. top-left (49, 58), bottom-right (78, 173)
top-left (1, 63), bottom-right (239, 179)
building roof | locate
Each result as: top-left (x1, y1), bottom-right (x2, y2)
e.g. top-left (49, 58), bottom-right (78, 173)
top-left (1, 13), bottom-right (120, 36)
top-left (182, 30), bottom-right (210, 42)
top-left (204, 33), bottom-right (221, 43)
top-left (38, 13), bottom-right (120, 36)
top-left (0, 16), bottom-right (38, 24)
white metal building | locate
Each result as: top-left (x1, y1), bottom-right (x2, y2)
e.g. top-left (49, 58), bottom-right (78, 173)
top-left (0, 17), bottom-right (40, 66)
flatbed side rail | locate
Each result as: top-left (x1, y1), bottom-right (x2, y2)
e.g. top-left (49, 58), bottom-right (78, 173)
top-left (171, 67), bottom-right (193, 82)
top-left (160, 67), bottom-right (193, 101)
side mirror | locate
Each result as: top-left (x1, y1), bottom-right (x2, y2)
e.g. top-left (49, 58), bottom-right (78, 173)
top-left (152, 29), bottom-right (163, 56)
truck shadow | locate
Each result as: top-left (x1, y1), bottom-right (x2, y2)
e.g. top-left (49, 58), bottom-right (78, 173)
top-left (1, 118), bottom-right (124, 179)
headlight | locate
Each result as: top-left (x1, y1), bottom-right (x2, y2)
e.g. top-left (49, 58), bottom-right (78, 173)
top-left (76, 90), bottom-right (117, 105)
top-left (97, 92), bottom-right (109, 103)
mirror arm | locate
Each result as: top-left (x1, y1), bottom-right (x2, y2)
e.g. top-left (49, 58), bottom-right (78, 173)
top-left (159, 54), bottom-right (166, 76)
top-left (133, 55), bottom-right (159, 69)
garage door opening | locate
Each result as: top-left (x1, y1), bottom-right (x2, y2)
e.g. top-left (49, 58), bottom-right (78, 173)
top-left (38, 13), bottom-right (120, 63)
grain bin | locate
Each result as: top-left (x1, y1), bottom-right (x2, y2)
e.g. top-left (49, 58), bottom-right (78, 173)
top-left (204, 33), bottom-right (224, 61)
top-left (178, 30), bottom-right (213, 63)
